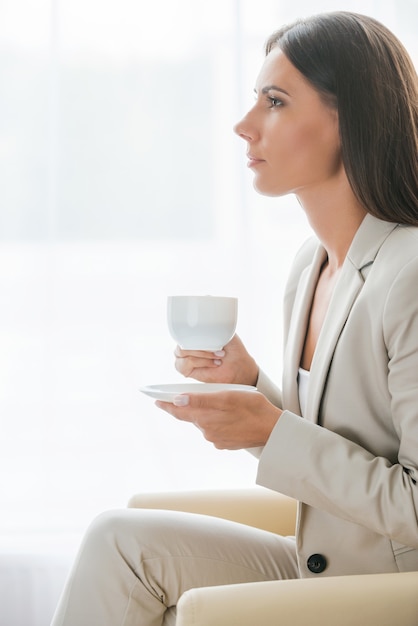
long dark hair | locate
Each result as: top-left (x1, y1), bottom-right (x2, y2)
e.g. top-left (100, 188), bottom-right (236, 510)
top-left (266, 12), bottom-right (418, 225)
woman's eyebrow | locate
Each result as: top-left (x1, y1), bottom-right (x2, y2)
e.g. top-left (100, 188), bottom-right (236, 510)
top-left (254, 85), bottom-right (291, 96)
top-left (262, 85), bottom-right (291, 96)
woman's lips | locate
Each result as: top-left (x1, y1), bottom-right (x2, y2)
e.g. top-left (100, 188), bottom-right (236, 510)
top-left (246, 154), bottom-right (265, 168)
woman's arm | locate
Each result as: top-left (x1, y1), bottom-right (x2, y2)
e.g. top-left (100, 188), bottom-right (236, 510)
top-left (258, 254), bottom-right (418, 548)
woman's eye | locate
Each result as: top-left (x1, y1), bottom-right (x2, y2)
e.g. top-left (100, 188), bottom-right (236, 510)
top-left (268, 96), bottom-right (283, 108)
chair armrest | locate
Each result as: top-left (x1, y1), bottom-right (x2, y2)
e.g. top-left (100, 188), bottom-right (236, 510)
top-left (128, 487), bottom-right (296, 535)
top-left (177, 571), bottom-right (418, 626)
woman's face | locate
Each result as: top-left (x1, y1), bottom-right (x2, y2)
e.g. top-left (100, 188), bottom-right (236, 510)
top-left (234, 47), bottom-right (342, 199)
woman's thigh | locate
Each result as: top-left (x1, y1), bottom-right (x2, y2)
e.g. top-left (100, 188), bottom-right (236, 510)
top-left (52, 508), bottom-right (298, 626)
top-left (119, 507), bottom-right (299, 588)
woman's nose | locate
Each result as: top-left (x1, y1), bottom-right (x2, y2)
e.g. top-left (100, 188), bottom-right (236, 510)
top-left (233, 112), bottom-right (254, 141)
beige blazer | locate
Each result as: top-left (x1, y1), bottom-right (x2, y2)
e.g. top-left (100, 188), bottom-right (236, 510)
top-left (255, 213), bottom-right (418, 577)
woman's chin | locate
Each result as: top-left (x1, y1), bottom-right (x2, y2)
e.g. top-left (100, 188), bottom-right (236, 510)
top-left (253, 179), bottom-right (285, 198)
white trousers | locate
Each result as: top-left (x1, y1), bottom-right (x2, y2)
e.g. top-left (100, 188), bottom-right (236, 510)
top-left (51, 508), bottom-right (299, 626)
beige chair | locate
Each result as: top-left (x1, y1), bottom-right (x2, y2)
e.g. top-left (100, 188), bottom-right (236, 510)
top-left (128, 487), bottom-right (418, 626)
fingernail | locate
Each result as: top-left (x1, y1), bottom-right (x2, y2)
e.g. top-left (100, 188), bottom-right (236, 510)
top-left (214, 350), bottom-right (225, 357)
top-left (173, 395), bottom-right (189, 407)
top-left (214, 359), bottom-right (222, 366)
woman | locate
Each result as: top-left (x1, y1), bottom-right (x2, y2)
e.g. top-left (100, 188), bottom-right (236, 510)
top-left (51, 11), bottom-right (418, 625)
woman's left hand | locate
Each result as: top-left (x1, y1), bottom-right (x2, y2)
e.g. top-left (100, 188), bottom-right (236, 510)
top-left (155, 390), bottom-right (282, 450)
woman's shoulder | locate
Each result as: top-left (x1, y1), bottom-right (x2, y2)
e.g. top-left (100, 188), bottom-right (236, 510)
top-left (365, 223), bottom-right (418, 318)
top-left (392, 223), bottom-right (418, 248)
top-left (378, 222), bottom-right (418, 268)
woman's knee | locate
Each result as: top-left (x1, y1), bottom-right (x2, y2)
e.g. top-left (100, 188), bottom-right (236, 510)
top-left (80, 508), bottom-right (175, 558)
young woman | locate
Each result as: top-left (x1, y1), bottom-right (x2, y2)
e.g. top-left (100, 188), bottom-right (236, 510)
top-left (52, 11), bottom-right (418, 625)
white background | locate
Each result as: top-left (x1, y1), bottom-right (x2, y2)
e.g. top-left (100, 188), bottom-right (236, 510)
top-left (0, 0), bottom-right (417, 545)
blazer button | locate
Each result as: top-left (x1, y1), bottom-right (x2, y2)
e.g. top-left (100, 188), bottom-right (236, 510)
top-left (307, 553), bottom-right (327, 574)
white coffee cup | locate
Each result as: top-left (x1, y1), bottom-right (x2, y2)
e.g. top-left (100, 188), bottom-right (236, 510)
top-left (167, 295), bottom-right (238, 351)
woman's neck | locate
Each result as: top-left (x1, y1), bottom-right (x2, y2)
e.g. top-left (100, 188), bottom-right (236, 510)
top-left (297, 180), bottom-right (367, 272)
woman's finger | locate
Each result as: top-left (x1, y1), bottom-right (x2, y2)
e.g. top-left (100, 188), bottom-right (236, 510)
top-left (175, 355), bottom-right (223, 377)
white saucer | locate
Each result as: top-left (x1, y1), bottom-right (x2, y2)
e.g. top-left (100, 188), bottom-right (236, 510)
top-left (140, 383), bottom-right (257, 403)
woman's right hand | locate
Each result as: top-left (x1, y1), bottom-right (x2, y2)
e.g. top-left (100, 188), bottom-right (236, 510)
top-left (174, 334), bottom-right (259, 386)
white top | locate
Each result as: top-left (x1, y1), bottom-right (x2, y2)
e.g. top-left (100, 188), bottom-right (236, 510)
top-left (298, 367), bottom-right (310, 417)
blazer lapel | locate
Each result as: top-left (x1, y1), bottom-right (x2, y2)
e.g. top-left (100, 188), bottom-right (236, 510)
top-left (282, 245), bottom-right (327, 415)
top-left (305, 261), bottom-right (364, 423)
top-left (283, 214), bottom-right (398, 424)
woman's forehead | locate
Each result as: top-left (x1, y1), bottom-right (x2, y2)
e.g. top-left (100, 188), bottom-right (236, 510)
top-left (255, 48), bottom-right (317, 97)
